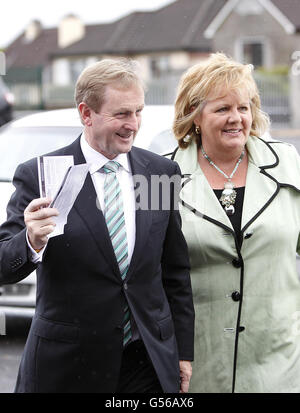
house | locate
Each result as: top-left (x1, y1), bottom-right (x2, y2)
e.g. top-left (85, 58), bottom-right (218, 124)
top-left (4, 0), bottom-right (300, 120)
top-left (205, 0), bottom-right (300, 69)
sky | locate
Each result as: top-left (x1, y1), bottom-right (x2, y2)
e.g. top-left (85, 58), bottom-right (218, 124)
top-left (0, 0), bottom-right (174, 48)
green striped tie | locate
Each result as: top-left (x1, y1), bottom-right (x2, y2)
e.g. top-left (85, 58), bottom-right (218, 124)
top-left (102, 161), bottom-right (132, 346)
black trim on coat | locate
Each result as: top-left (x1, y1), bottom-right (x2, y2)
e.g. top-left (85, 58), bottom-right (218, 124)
top-left (170, 137), bottom-right (300, 393)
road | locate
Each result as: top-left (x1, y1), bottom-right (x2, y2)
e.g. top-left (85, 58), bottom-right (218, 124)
top-left (0, 319), bottom-right (31, 393)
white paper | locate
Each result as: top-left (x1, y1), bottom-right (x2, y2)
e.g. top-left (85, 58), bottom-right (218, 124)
top-left (38, 155), bottom-right (74, 199)
top-left (37, 156), bottom-right (90, 238)
top-left (49, 163), bottom-right (90, 238)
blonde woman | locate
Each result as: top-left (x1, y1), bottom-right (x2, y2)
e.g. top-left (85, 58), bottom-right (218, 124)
top-left (171, 53), bottom-right (300, 392)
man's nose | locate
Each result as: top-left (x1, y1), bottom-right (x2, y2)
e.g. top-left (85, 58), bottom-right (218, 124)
top-left (125, 114), bottom-right (140, 131)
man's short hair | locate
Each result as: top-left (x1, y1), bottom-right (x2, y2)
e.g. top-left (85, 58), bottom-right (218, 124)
top-left (75, 58), bottom-right (144, 115)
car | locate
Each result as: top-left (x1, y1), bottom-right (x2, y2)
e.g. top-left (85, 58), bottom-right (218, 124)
top-left (0, 77), bottom-right (14, 127)
top-left (0, 105), bottom-right (176, 320)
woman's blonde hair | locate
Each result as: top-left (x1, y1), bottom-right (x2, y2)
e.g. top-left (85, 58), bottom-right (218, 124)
top-left (173, 53), bottom-right (270, 148)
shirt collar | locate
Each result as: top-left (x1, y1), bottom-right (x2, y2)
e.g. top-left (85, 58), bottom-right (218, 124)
top-left (80, 132), bottom-right (131, 175)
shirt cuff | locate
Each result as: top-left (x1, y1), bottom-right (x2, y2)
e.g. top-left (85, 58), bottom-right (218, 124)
top-left (26, 231), bottom-right (46, 263)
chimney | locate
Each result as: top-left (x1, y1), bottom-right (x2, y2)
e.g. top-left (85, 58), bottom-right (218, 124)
top-left (25, 20), bottom-right (42, 42)
top-left (58, 14), bottom-right (85, 48)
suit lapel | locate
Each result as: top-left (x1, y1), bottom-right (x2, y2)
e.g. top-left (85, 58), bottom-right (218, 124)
top-left (126, 147), bottom-right (152, 279)
top-left (71, 141), bottom-right (154, 280)
top-left (73, 173), bottom-right (121, 277)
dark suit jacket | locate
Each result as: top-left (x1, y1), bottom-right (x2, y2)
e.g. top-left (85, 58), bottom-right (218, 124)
top-left (0, 136), bottom-right (194, 393)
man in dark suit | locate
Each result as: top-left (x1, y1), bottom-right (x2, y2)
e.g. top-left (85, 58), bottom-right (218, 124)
top-left (0, 59), bottom-right (194, 393)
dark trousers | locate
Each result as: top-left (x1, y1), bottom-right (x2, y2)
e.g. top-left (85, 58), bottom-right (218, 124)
top-left (116, 340), bottom-right (163, 393)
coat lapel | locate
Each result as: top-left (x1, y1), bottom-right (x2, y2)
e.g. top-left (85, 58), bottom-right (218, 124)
top-left (241, 138), bottom-right (279, 231)
top-left (176, 140), bottom-right (234, 230)
top-left (174, 137), bottom-right (286, 234)
top-left (180, 168), bottom-right (233, 230)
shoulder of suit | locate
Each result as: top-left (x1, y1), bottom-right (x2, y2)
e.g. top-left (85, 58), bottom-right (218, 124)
top-left (132, 146), bottom-right (178, 167)
top-left (258, 136), bottom-right (300, 163)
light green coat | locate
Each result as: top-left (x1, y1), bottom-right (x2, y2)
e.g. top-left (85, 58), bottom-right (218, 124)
top-left (172, 136), bottom-right (300, 393)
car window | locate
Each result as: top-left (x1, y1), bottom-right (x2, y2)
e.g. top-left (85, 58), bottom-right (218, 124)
top-left (148, 129), bottom-right (178, 155)
top-left (0, 126), bottom-right (82, 181)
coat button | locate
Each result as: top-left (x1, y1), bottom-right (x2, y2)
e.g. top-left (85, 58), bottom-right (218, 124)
top-left (244, 231), bottom-right (253, 239)
top-left (232, 258), bottom-right (242, 268)
top-left (231, 291), bottom-right (241, 302)
top-left (123, 282), bottom-right (128, 290)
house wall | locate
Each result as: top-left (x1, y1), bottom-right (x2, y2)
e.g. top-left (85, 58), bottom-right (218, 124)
top-left (213, 7), bottom-right (300, 68)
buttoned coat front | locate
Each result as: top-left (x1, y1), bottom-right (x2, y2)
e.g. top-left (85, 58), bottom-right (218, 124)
top-left (0, 137), bottom-right (194, 393)
top-left (172, 136), bottom-right (300, 393)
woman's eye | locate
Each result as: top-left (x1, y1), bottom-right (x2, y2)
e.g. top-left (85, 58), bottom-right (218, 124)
top-left (239, 106), bottom-right (249, 112)
top-left (216, 107), bottom-right (227, 112)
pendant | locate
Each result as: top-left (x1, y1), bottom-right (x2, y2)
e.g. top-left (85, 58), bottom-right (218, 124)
top-left (225, 205), bottom-right (235, 216)
top-left (219, 181), bottom-right (237, 215)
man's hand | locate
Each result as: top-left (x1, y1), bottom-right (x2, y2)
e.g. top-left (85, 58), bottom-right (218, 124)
top-left (179, 360), bottom-right (192, 393)
top-left (24, 197), bottom-right (59, 251)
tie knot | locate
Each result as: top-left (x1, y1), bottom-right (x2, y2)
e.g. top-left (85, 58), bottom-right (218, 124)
top-left (102, 161), bottom-right (121, 174)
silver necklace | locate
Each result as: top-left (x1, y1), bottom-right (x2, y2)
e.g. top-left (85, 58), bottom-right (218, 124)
top-left (200, 145), bottom-right (245, 216)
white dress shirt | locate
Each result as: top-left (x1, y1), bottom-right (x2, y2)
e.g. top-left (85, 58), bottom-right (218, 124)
top-left (80, 133), bottom-right (136, 262)
top-left (29, 133), bottom-right (136, 263)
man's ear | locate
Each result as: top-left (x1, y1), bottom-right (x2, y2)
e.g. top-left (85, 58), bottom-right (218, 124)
top-left (78, 102), bottom-right (92, 127)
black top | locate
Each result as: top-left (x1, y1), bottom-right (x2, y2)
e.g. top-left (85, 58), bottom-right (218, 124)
top-left (213, 186), bottom-right (245, 247)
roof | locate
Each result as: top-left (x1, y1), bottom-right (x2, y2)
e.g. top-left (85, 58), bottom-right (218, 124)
top-left (5, 28), bottom-right (57, 69)
top-left (97, 0), bottom-right (226, 54)
top-left (205, 0), bottom-right (300, 38)
top-left (270, 0), bottom-right (300, 30)
top-left (52, 0), bottom-right (227, 56)
top-left (49, 21), bottom-right (118, 56)
top-left (5, 0), bottom-right (300, 69)
top-left (6, 0), bottom-right (226, 67)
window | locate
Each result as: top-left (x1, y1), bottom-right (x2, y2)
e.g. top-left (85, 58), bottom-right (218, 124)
top-left (243, 42), bottom-right (263, 67)
top-left (236, 39), bottom-right (265, 68)
top-left (150, 56), bottom-right (170, 78)
top-left (69, 59), bottom-right (86, 84)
